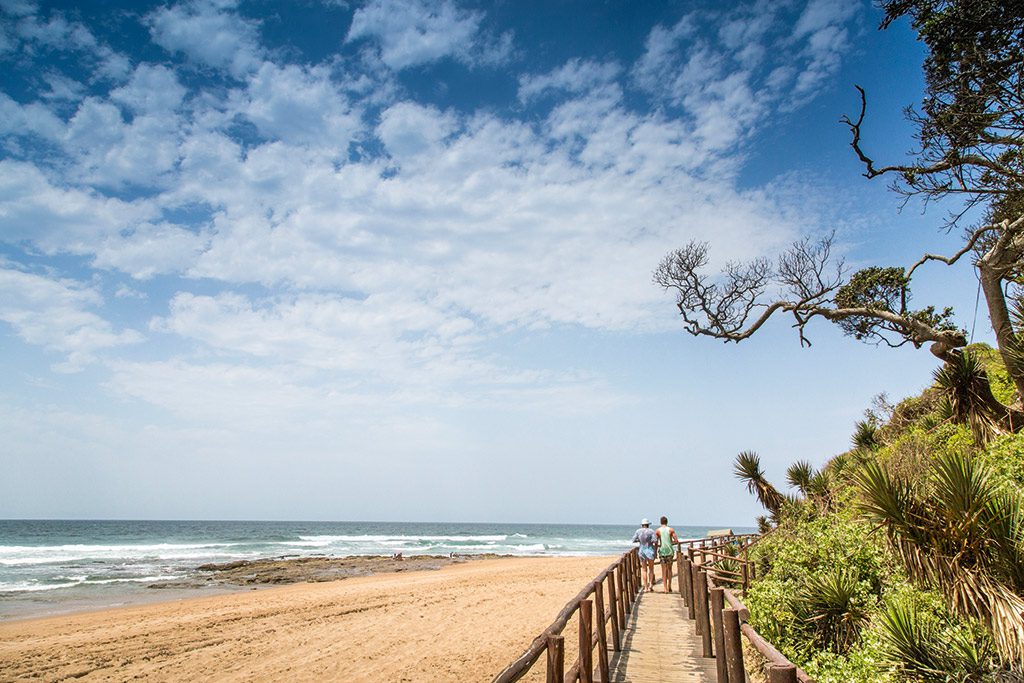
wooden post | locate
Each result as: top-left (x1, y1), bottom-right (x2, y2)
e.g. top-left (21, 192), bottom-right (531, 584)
top-left (579, 598), bottom-right (593, 683)
top-left (675, 550), bottom-right (685, 605)
top-left (691, 562), bottom-right (703, 635)
top-left (594, 581), bottom-right (610, 683)
top-left (723, 609), bottom-right (745, 683)
top-left (620, 562), bottom-right (631, 616)
top-left (710, 587), bottom-right (729, 683)
top-left (616, 565), bottom-right (627, 630)
top-left (683, 556), bottom-right (695, 619)
top-left (742, 562), bottom-right (750, 597)
top-left (546, 634), bottom-right (564, 683)
top-left (593, 581), bottom-right (606, 683)
top-left (768, 664), bottom-right (797, 683)
top-left (698, 569), bottom-right (713, 658)
top-left (607, 572), bottom-right (621, 651)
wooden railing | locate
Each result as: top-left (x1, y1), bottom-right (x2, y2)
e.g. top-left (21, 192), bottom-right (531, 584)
top-left (492, 532), bottom-right (813, 683)
top-left (492, 548), bottom-right (642, 683)
top-left (681, 535), bottom-right (815, 683)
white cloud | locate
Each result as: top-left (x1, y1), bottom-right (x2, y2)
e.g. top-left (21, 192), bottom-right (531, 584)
top-left (0, 93), bottom-right (65, 140)
top-left (147, 0), bottom-right (262, 78)
top-left (0, 267), bottom-right (142, 371)
top-left (631, 0), bottom-right (861, 149)
top-left (110, 64), bottom-right (187, 114)
top-left (518, 59), bottom-right (622, 104)
top-left (347, 0), bottom-right (502, 71)
top-left (377, 101), bottom-right (457, 163)
top-left (230, 62), bottom-right (362, 148)
top-left (0, 160), bottom-right (158, 252)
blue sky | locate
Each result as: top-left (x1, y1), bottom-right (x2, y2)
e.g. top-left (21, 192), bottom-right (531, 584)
top-left (0, 0), bottom-right (984, 525)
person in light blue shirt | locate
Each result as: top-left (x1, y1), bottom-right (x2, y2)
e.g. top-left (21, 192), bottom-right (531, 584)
top-left (631, 518), bottom-right (657, 591)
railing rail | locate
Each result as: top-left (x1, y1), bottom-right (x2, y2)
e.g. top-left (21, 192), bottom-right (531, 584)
top-left (681, 535), bottom-right (814, 683)
top-left (492, 531), bottom-right (812, 683)
top-left (491, 548), bottom-right (641, 683)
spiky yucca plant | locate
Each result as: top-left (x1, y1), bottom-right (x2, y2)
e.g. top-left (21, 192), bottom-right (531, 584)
top-left (734, 450), bottom-right (785, 516)
top-left (852, 419), bottom-right (881, 450)
top-left (787, 460), bottom-right (814, 495)
top-left (857, 453), bottom-right (1024, 667)
top-left (933, 351), bottom-right (1005, 444)
top-left (878, 602), bottom-right (996, 682)
top-left (791, 567), bottom-right (868, 653)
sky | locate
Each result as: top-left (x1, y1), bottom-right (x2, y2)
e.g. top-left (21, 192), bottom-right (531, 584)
top-left (0, 0), bottom-right (988, 526)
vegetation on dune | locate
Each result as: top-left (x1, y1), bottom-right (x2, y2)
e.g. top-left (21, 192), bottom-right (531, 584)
top-left (737, 343), bottom-right (1024, 682)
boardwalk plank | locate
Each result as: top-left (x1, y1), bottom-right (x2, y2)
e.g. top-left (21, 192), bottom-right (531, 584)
top-left (609, 588), bottom-right (718, 683)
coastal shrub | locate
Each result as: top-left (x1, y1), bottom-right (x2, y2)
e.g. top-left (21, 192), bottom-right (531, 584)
top-left (874, 585), bottom-right (997, 682)
top-left (980, 432), bottom-right (1024, 488)
top-left (745, 512), bottom-right (888, 664)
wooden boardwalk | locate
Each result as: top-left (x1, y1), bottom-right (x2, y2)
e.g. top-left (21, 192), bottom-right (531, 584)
top-left (610, 587), bottom-right (718, 683)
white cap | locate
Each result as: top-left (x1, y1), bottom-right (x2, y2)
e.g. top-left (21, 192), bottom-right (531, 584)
top-left (641, 518), bottom-right (650, 525)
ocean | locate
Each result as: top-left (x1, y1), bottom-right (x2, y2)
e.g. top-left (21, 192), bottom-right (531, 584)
top-left (0, 519), bottom-right (746, 620)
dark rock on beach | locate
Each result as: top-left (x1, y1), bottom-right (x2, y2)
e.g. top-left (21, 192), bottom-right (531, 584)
top-left (149, 554), bottom-right (506, 589)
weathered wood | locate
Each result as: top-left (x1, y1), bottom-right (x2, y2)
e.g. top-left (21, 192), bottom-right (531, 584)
top-left (769, 664), bottom-right (797, 683)
top-left (579, 599), bottom-right (593, 683)
top-left (546, 635), bottom-right (564, 683)
top-left (710, 587), bottom-right (729, 683)
top-left (697, 570), bottom-right (713, 658)
top-left (619, 561), bottom-right (629, 615)
top-left (691, 563), bottom-right (703, 635)
top-left (723, 609), bottom-right (745, 683)
top-left (741, 624), bottom-right (814, 682)
top-left (675, 550), bottom-right (685, 602)
top-left (742, 563), bottom-right (750, 597)
top-left (607, 571), bottom-right (621, 651)
top-left (593, 581), bottom-right (610, 683)
top-left (683, 556), bottom-right (695, 618)
top-left (722, 588), bottom-right (750, 622)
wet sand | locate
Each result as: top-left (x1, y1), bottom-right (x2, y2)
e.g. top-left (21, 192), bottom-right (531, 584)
top-left (0, 555), bottom-right (616, 682)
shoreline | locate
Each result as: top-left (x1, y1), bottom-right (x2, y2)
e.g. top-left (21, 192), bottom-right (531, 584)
top-left (0, 553), bottom-right (507, 623)
top-left (0, 555), bottom-right (617, 682)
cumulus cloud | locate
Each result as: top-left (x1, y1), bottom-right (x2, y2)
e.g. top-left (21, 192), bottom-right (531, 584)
top-left (0, 0), bottom-right (854, 411)
top-left (631, 0), bottom-right (862, 149)
top-left (347, 0), bottom-right (510, 70)
top-left (147, 0), bottom-right (262, 78)
top-left (0, 266), bottom-right (143, 371)
top-left (518, 59), bottom-right (622, 103)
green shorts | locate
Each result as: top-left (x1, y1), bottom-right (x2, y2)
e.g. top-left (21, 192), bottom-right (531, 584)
top-left (659, 553), bottom-right (674, 565)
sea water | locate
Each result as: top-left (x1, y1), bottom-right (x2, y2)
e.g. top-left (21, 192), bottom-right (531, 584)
top-left (0, 519), bottom-right (746, 619)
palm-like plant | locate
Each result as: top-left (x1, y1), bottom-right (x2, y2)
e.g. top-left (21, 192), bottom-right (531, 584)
top-left (851, 419), bottom-right (880, 450)
top-left (734, 451), bottom-right (785, 516)
top-left (791, 567), bottom-right (868, 653)
top-left (786, 460), bottom-right (814, 495)
top-left (933, 351), bottom-right (1005, 444)
top-left (856, 453), bottom-right (1024, 666)
top-left (878, 602), bottom-right (995, 682)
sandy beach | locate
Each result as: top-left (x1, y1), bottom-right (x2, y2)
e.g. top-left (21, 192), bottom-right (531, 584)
top-left (0, 555), bottom-right (616, 682)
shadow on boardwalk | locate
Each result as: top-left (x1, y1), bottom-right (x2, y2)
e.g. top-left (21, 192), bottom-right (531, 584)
top-left (610, 588), bottom-right (719, 683)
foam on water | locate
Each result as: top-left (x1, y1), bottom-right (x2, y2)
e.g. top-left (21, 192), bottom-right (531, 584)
top-left (0, 520), bottom-right (749, 615)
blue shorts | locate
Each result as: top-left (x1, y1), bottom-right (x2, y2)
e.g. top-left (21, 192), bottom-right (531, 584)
top-left (639, 546), bottom-right (656, 561)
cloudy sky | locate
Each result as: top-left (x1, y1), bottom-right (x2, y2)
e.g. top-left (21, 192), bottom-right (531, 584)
top-left (0, 0), bottom-right (983, 525)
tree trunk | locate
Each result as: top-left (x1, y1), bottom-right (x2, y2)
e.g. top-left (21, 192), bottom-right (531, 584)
top-left (979, 265), bottom-right (1024, 406)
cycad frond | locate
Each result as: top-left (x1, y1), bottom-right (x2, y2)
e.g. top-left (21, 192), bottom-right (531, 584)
top-left (851, 419), bottom-right (880, 450)
top-left (734, 450), bottom-right (785, 515)
top-left (857, 453), bottom-right (1024, 665)
top-left (934, 351), bottom-right (1004, 444)
top-left (786, 460), bottom-right (814, 495)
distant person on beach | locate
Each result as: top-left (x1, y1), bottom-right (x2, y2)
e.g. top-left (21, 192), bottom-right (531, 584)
top-left (631, 518), bottom-right (657, 591)
top-left (654, 516), bottom-right (679, 592)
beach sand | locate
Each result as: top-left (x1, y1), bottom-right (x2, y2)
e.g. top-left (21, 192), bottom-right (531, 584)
top-left (0, 555), bottom-right (616, 682)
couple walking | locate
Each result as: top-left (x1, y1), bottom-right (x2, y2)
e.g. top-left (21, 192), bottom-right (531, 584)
top-left (631, 516), bottom-right (679, 592)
